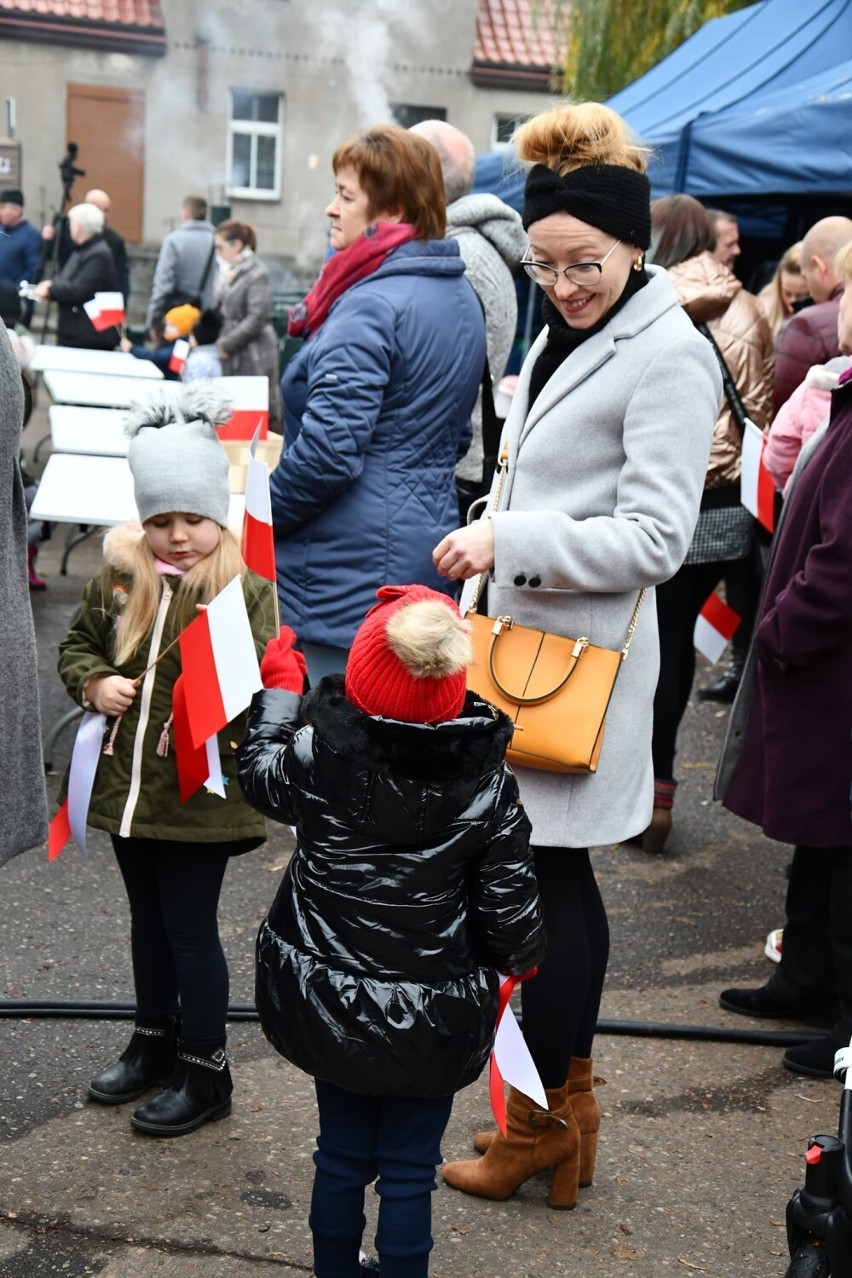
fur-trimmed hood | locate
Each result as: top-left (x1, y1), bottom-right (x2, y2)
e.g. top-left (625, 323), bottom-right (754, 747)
top-left (804, 354), bottom-right (852, 392)
top-left (302, 674), bottom-right (514, 785)
top-left (102, 521), bottom-right (146, 576)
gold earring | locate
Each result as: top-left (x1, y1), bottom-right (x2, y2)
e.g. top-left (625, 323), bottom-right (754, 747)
top-left (633, 256), bottom-right (644, 272)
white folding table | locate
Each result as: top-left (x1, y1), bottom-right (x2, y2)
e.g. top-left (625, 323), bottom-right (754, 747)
top-left (48, 405), bottom-right (131, 457)
top-left (42, 370), bottom-right (179, 409)
top-left (30, 346), bottom-right (164, 378)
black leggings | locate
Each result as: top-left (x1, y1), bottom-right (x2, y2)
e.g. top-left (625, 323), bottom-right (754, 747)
top-left (652, 555), bottom-right (756, 781)
top-left (520, 846), bottom-right (609, 1089)
top-left (111, 835), bottom-right (232, 1047)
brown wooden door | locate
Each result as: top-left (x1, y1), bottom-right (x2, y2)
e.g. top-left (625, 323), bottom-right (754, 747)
top-left (66, 84), bottom-right (145, 243)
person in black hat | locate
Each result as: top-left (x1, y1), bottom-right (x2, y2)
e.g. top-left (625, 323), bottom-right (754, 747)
top-left (0, 189), bottom-right (42, 291)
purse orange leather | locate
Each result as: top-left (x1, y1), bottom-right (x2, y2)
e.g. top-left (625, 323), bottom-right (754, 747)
top-left (464, 450), bottom-right (644, 773)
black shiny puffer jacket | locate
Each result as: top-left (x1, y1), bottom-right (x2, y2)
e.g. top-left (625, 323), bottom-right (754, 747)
top-left (237, 676), bottom-right (545, 1099)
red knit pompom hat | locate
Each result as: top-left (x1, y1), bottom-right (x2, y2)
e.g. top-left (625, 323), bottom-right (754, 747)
top-left (345, 584), bottom-right (472, 723)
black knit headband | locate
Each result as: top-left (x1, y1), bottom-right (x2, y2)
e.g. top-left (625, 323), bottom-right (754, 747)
top-left (522, 163), bottom-right (652, 250)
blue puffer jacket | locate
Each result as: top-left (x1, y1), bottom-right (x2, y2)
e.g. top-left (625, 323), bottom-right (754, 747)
top-left (270, 239), bottom-right (486, 649)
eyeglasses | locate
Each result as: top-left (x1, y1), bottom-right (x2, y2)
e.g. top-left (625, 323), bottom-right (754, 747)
top-left (520, 239), bottom-right (622, 288)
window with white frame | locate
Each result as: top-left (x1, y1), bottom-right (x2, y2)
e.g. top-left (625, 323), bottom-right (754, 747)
top-left (227, 90), bottom-right (283, 199)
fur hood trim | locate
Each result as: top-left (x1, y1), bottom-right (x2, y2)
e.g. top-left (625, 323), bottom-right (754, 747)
top-left (805, 355), bottom-right (852, 392)
top-left (102, 522), bottom-right (146, 575)
top-left (302, 675), bottom-right (514, 784)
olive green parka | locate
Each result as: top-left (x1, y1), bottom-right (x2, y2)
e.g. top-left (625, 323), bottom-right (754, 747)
top-left (57, 524), bottom-right (276, 847)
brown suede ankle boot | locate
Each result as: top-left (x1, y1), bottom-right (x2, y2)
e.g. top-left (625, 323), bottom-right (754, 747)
top-left (641, 779), bottom-right (677, 853)
top-left (473, 1057), bottom-right (604, 1187)
top-left (444, 1082), bottom-right (581, 1210)
top-left (566, 1056), bottom-right (603, 1187)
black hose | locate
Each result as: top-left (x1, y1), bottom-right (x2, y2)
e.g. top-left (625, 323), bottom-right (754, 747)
top-left (0, 999), bottom-right (819, 1046)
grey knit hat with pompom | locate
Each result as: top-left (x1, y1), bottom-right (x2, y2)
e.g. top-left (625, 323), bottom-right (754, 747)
top-left (125, 385), bottom-right (231, 526)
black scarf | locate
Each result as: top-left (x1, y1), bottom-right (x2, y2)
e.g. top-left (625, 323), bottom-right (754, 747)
top-left (527, 267), bottom-right (649, 411)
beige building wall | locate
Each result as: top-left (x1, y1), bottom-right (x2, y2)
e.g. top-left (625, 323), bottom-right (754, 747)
top-left (0, 0), bottom-right (555, 282)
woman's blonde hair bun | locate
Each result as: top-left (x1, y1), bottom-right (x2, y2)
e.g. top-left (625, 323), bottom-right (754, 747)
top-left (514, 101), bottom-right (650, 176)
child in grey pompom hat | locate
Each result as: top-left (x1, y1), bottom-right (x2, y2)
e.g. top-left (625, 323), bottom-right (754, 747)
top-left (126, 384), bottom-right (231, 527)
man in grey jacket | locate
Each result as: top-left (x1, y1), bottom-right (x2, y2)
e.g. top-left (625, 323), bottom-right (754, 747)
top-left (145, 195), bottom-right (217, 339)
top-left (411, 121), bottom-right (525, 508)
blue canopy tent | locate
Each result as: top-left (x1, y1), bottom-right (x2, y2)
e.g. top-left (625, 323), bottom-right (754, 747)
top-left (473, 0), bottom-right (852, 213)
top-left (472, 0), bottom-right (852, 356)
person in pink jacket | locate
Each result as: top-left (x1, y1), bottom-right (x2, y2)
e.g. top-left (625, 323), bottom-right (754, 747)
top-left (765, 355), bottom-right (851, 495)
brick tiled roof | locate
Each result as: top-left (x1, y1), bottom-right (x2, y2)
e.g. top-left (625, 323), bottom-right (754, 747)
top-left (473, 0), bottom-right (566, 91)
top-left (0, 0), bottom-right (166, 56)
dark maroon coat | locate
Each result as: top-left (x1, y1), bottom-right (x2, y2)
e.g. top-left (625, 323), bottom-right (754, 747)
top-left (773, 286), bottom-right (842, 413)
top-left (723, 375), bottom-right (852, 847)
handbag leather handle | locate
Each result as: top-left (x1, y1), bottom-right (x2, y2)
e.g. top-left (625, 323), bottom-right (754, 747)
top-left (487, 627), bottom-right (588, 705)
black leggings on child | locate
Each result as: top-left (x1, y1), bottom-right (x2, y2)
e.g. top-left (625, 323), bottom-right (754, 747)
top-left (111, 835), bottom-right (232, 1047)
top-left (520, 845), bottom-right (610, 1088)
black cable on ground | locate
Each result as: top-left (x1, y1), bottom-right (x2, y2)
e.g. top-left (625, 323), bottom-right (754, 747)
top-left (0, 999), bottom-right (820, 1046)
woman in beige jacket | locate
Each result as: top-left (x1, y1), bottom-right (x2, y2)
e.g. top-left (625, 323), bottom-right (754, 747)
top-left (644, 194), bottom-right (774, 851)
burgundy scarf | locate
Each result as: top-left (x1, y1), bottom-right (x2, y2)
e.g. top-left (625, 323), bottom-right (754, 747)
top-left (288, 222), bottom-right (417, 338)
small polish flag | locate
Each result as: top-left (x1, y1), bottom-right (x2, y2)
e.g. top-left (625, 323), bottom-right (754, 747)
top-left (47, 710), bottom-right (107, 859)
top-left (740, 418), bottom-right (776, 533)
top-left (172, 674), bottom-right (215, 803)
top-left (83, 291), bottom-right (125, 332)
top-left (241, 424), bottom-right (276, 582)
top-left (694, 592), bottom-right (742, 665)
top-left (489, 974), bottom-right (546, 1137)
top-left (178, 576), bottom-right (262, 752)
top-left (168, 338), bottom-right (190, 375)
top-left (217, 376), bottom-right (269, 441)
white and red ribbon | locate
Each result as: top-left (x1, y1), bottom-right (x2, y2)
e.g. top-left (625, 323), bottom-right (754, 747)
top-left (47, 710), bottom-right (107, 860)
top-left (489, 974), bottom-right (547, 1136)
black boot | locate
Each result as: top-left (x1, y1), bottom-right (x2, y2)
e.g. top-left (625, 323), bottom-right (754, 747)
top-left (130, 1040), bottom-right (232, 1137)
top-left (88, 1015), bottom-right (179, 1105)
top-left (698, 649), bottom-right (744, 703)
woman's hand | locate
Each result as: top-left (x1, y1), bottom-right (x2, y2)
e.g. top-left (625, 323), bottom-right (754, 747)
top-left (83, 674), bottom-right (137, 716)
top-left (33, 281), bottom-right (51, 300)
top-left (118, 337), bottom-right (132, 353)
top-left (433, 520), bottom-right (495, 580)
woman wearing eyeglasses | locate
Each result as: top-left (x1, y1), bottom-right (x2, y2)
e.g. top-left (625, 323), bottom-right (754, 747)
top-left (433, 102), bottom-right (721, 1209)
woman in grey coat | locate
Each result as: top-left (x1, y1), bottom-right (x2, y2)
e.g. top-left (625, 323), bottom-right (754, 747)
top-left (0, 324), bottom-right (48, 867)
top-left (214, 220), bottom-right (282, 429)
top-left (433, 101), bottom-right (720, 1208)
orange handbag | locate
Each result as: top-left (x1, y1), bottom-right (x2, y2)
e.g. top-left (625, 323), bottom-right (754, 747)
top-left (464, 452), bottom-right (645, 773)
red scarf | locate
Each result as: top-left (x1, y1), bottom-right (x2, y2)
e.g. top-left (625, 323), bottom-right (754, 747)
top-left (288, 222), bottom-right (417, 338)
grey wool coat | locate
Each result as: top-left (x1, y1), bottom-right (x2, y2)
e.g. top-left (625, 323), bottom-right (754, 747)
top-left (483, 266), bottom-right (721, 848)
top-left (217, 252), bottom-right (282, 427)
top-left (0, 326), bottom-right (48, 867)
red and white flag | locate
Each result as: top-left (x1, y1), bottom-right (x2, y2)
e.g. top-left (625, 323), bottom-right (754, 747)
top-left (694, 592), bottom-right (741, 665)
top-left (178, 575), bottom-right (261, 752)
top-left (489, 975), bottom-right (546, 1137)
top-left (83, 291), bottom-right (125, 332)
top-left (168, 338), bottom-right (190, 375)
top-left (217, 376), bottom-right (269, 441)
top-left (47, 710), bottom-right (107, 860)
top-left (241, 423), bottom-right (276, 583)
top-left (740, 418), bottom-right (776, 533)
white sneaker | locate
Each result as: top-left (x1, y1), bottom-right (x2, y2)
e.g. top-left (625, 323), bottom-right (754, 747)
top-left (764, 928), bottom-right (783, 963)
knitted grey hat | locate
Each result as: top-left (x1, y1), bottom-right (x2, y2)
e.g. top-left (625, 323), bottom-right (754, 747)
top-left (125, 385), bottom-right (231, 526)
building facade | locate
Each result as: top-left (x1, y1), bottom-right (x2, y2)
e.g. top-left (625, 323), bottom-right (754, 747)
top-left (0, 0), bottom-right (564, 308)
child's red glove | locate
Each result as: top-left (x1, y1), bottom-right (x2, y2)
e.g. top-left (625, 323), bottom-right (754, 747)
top-left (260, 626), bottom-right (308, 694)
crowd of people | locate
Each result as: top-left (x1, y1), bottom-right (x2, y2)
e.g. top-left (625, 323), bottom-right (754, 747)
top-left (3, 99), bottom-right (852, 1278)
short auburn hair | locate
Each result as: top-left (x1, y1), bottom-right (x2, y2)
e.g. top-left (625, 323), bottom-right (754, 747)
top-left (332, 125), bottom-right (446, 241)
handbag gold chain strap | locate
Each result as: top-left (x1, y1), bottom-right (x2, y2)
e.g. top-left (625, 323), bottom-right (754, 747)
top-left (465, 445), bottom-right (646, 662)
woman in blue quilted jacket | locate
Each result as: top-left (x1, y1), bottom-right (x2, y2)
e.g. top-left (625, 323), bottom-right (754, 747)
top-left (269, 125), bottom-right (486, 684)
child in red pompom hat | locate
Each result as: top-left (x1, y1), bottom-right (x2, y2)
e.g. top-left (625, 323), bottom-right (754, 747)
top-left (238, 584), bottom-right (544, 1278)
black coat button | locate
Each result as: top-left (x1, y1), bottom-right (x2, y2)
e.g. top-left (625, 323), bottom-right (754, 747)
top-left (513, 574), bottom-right (526, 586)
top-left (529, 576), bottom-right (541, 587)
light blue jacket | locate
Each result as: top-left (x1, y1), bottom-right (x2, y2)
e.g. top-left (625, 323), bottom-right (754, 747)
top-left (270, 239), bottom-right (485, 649)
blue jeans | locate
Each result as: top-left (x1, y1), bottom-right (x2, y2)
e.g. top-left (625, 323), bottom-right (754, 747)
top-left (310, 1080), bottom-right (453, 1278)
